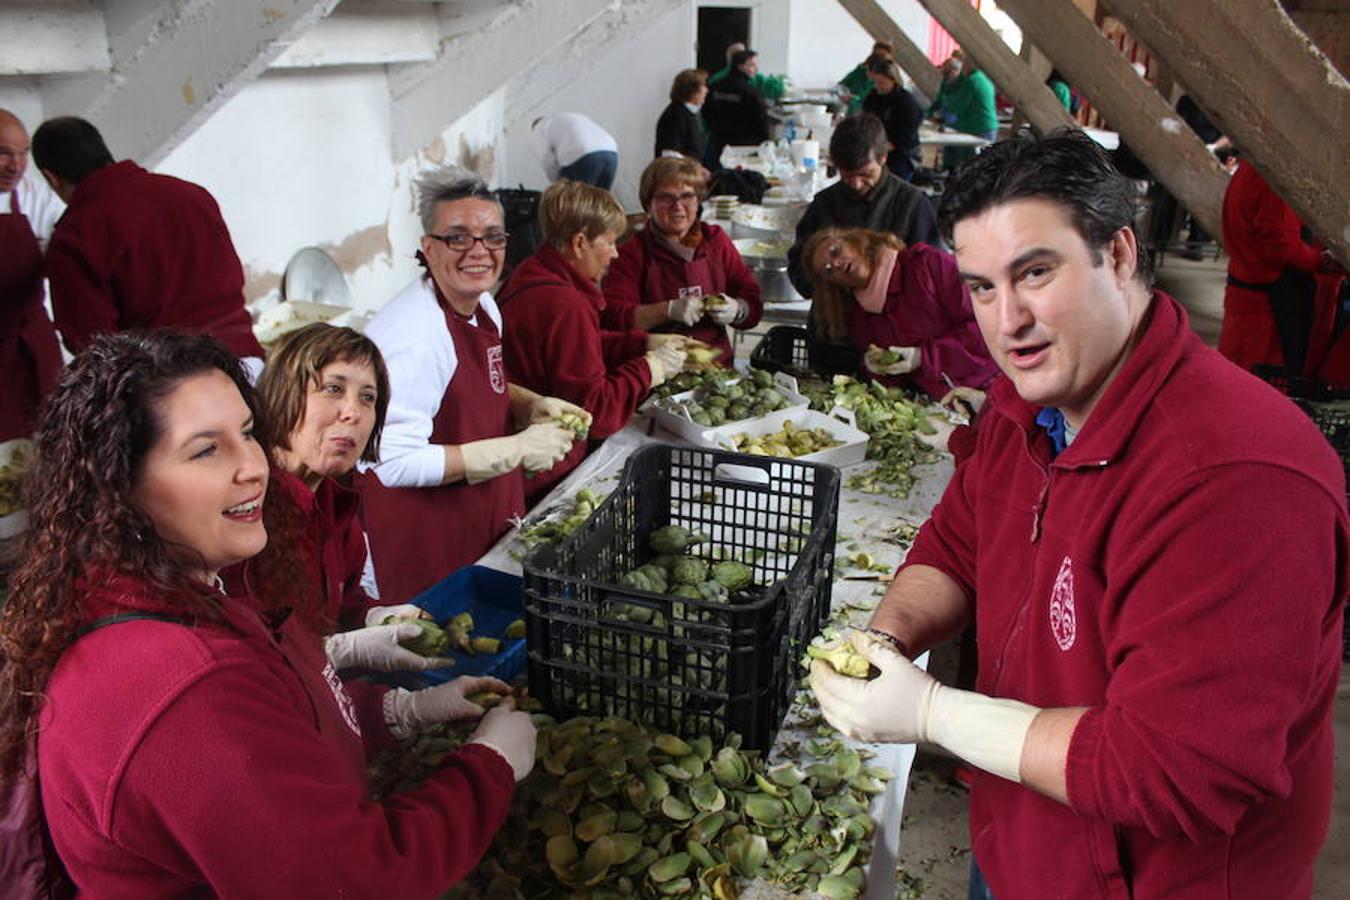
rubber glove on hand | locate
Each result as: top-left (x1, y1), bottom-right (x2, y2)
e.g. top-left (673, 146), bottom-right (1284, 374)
top-left (811, 631), bottom-right (1039, 783)
top-left (363, 603), bottom-right (430, 628)
top-left (646, 333), bottom-right (690, 351)
top-left (863, 344), bottom-right (921, 375)
top-left (459, 423), bottom-right (573, 484)
top-left (667, 295), bottom-right (705, 327)
top-left (810, 630), bottom-right (939, 744)
top-left (469, 699), bottom-right (538, 782)
top-left (644, 342), bottom-right (688, 387)
top-left (325, 623), bottom-right (455, 673)
top-left (383, 675), bottom-right (513, 738)
top-left (706, 294), bottom-right (747, 326)
top-left (528, 395), bottom-right (593, 434)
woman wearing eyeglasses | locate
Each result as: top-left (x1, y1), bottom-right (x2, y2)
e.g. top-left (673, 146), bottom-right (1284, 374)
top-left (602, 157), bottom-right (762, 365)
top-left (801, 227), bottom-right (997, 401)
top-left (357, 168), bottom-right (584, 604)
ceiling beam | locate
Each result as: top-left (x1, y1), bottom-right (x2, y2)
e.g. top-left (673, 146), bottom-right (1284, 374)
top-left (915, 0), bottom-right (1077, 136)
top-left (502, 0), bottom-right (685, 128)
top-left (998, 0), bottom-right (1230, 241)
top-left (836, 0), bottom-right (941, 101)
top-left (40, 0), bottom-right (342, 167)
top-left (388, 0), bottom-right (621, 162)
top-left (1102, 0), bottom-right (1348, 265)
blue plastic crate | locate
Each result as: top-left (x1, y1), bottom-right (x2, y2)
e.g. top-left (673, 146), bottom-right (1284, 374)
top-left (406, 565), bottom-right (528, 686)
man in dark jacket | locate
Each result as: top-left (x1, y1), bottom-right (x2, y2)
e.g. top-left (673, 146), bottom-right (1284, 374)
top-left (787, 114), bottom-right (939, 298)
top-left (702, 49), bottom-right (769, 159)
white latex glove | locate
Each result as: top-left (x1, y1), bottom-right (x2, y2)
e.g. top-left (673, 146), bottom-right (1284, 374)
top-left (644, 343), bottom-right (688, 387)
top-left (363, 603), bottom-right (430, 628)
top-left (667, 295), bottom-right (704, 327)
top-left (383, 675), bottom-right (513, 738)
top-left (529, 395), bottom-right (593, 433)
top-left (459, 423), bottom-right (573, 484)
top-left (324, 623), bottom-right (455, 673)
top-left (469, 699), bottom-right (539, 782)
top-left (939, 386), bottom-right (987, 417)
top-left (863, 344), bottom-right (921, 375)
top-left (810, 631), bottom-right (1039, 783)
top-left (706, 294), bottom-right (746, 326)
top-left (646, 333), bottom-right (690, 352)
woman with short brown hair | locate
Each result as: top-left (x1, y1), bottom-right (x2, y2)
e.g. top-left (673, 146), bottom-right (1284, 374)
top-left (655, 69), bottom-right (709, 162)
top-left (500, 180), bottom-right (685, 501)
top-left (603, 157), bottom-right (761, 365)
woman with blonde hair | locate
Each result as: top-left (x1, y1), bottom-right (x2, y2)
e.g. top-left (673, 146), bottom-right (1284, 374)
top-left (499, 180), bottom-right (685, 501)
top-left (802, 227), bottom-right (997, 399)
top-left (602, 156), bottom-right (761, 364)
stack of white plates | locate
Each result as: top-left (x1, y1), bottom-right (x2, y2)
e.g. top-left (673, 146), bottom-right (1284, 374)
top-left (707, 195), bottom-right (740, 219)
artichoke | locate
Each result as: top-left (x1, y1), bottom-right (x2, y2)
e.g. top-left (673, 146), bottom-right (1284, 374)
top-left (671, 557), bottom-right (710, 587)
top-left (710, 560), bottom-right (752, 591)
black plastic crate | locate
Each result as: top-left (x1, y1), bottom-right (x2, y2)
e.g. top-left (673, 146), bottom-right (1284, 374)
top-left (749, 326), bottom-right (814, 380)
top-left (523, 444), bottom-right (840, 750)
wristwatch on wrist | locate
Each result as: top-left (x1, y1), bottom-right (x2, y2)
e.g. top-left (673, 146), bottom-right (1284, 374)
top-left (864, 627), bottom-right (910, 658)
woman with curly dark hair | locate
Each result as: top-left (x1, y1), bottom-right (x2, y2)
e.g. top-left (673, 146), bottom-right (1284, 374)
top-left (0, 331), bottom-right (534, 896)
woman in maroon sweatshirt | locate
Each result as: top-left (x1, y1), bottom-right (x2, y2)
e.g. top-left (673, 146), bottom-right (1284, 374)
top-left (802, 227), bottom-right (998, 400)
top-left (499, 180), bottom-right (688, 503)
top-left (0, 332), bottom-right (534, 897)
top-left (602, 156), bottom-right (762, 364)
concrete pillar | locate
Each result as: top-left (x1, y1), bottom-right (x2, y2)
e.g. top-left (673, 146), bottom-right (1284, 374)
top-left (914, 0), bottom-right (1077, 136)
top-left (997, 0), bottom-right (1229, 242)
top-left (836, 0), bottom-right (942, 101)
top-left (40, 0), bottom-right (342, 167)
top-left (1103, 0), bottom-right (1349, 265)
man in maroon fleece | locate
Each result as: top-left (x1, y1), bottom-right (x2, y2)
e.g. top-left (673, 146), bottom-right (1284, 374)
top-left (31, 116), bottom-right (264, 371)
top-left (812, 131), bottom-right (1346, 899)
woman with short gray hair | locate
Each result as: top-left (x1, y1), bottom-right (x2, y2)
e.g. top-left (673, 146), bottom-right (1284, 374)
top-left (357, 166), bottom-right (586, 603)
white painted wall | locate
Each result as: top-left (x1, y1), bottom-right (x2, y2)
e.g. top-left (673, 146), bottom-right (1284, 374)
top-left (786, 0), bottom-right (932, 93)
top-left (0, 80), bottom-right (44, 132)
top-left (157, 67), bottom-right (506, 313)
top-left (499, 0), bottom-right (696, 212)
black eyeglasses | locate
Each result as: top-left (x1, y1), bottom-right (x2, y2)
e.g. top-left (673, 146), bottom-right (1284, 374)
top-left (426, 231), bottom-right (510, 251)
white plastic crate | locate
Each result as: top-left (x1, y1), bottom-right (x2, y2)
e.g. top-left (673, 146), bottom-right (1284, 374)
top-left (696, 407), bottom-right (869, 469)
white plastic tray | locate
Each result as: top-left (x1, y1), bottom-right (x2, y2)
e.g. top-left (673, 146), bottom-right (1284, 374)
top-left (696, 406), bottom-right (870, 468)
top-left (649, 371), bottom-right (808, 442)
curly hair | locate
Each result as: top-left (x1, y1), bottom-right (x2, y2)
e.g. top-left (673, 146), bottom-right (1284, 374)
top-left (255, 322), bottom-right (390, 466)
top-left (801, 227), bottom-right (906, 341)
top-left (0, 332), bottom-right (309, 786)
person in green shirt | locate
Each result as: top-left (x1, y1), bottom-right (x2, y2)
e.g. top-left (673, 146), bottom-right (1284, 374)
top-left (707, 41), bottom-right (786, 103)
top-left (928, 55), bottom-right (998, 167)
top-left (837, 41), bottom-right (894, 114)
top-left (1046, 70), bottom-right (1073, 113)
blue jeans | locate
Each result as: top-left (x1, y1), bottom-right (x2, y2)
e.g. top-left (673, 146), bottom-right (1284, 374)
top-left (558, 150), bottom-right (618, 189)
top-left (969, 859), bottom-right (996, 900)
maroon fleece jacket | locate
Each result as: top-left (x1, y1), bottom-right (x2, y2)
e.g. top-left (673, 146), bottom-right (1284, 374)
top-left (499, 243), bottom-right (652, 500)
top-left (903, 291), bottom-right (1347, 899)
top-left (38, 573), bottom-right (514, 898)
top-left (601, 222), bottom-right (762, 364)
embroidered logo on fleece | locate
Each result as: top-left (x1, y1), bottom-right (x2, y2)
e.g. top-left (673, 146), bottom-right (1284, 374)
top-left (1049, 555), bottom-right (1077, 651)
top-left (487, 344), bottom-right (506, 394)
top-left (322, 661), bottom-right (363, 737)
